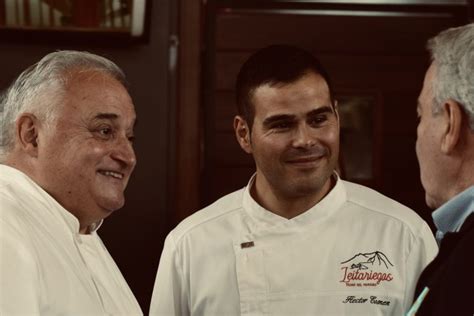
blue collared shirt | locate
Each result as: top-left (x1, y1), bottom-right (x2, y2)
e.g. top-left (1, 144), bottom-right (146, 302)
top-left (432, 186), bottom-right (474, 243)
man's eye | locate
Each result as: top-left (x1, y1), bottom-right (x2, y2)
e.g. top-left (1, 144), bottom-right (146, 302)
top-left (271, 122), bottom-right (291, 130)
top-left (309, 115), bottom-right (327, 126)
top-left (100, 128), bottom-right (112, 135)
top-left (97, 127), bottom-right (113, 138)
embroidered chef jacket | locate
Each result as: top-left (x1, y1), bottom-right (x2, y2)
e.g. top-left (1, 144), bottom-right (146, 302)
top-left (150, 174), bottom-right (437, 316)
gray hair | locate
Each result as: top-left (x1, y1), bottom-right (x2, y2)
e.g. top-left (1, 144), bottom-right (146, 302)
top-left (428, 23), bottom-right (474, 130)
top-left (0, 50), bottom-right (127, 162)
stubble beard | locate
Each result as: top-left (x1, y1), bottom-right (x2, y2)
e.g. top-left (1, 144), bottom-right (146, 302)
top-left (267, 156), bottom-right (337, 201)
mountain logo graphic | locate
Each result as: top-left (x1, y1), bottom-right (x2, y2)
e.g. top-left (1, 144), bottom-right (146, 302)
top-left (341, 251), bottom-right (394, 271)
top-left (339, 251), bottom-right (395, 286)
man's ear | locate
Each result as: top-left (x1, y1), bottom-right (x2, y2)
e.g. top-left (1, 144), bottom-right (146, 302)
top-left (16, 113), bottom-right (40, 157)
top-left (441, 100), bottom-right (463, 154)
top-left (333, 99), bottom-right (339, 122)
top-left (234, 115), bottom-right (252, 154)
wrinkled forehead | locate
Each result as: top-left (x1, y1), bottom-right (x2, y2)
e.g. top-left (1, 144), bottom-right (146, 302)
top-left (56, 70), bottom-right (135, 123)
top-left (62, 67), bottom-right (125, 89)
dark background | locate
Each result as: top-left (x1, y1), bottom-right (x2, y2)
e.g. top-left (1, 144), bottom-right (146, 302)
top-left (0, 0), bottom-right (471, 312)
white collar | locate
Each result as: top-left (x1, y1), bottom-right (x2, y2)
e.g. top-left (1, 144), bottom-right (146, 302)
top-left (0, 164), bottom-right (102, 234)
top-left (242, 172), bottom-right (347, 229)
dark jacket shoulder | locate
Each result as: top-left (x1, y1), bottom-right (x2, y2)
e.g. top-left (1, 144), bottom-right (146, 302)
top-left (415, 213), bottom-right (474, 316)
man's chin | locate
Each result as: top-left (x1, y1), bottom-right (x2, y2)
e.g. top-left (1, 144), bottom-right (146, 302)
top-left (285, 180), bottom-right (325, 197)
top-left (425, 193), bottom-right (442, 210)
top-left (289, 173), bottom-right (333, 196)
top-left (98, 197), bottom-right (125, 214)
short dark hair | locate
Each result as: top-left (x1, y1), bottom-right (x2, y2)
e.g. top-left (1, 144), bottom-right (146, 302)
top-left (235, 45), bottom-right (335, 128)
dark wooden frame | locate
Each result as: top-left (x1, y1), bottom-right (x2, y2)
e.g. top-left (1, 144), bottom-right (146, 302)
top-left (0, 0), bottom-right (153, 45)
top-left (336, 90), bottom-right (384, 189)
top-left (172, 0), bottom-right (203, 223)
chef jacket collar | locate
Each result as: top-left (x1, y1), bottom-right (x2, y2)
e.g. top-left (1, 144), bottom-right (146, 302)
top-left (242, 172), bottom-right (347, 229)
top-left (0, 164), bottom-right (103, 235)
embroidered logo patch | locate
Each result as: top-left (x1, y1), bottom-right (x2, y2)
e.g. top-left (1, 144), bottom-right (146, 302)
top-left (339, 251), bottom-right (394, 287)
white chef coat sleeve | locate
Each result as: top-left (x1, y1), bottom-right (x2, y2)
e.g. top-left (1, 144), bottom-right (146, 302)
top-left (0, 214), bottom-right (41, 315)
top-left (402, 221), bottom-right (438, 312)
top-left (149, 233), bottom-right (189, 316)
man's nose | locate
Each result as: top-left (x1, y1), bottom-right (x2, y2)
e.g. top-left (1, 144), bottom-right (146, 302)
top-left (111, 135), bottom-right (136, 169)
top-left (292, 123), bottom-right (316, 148)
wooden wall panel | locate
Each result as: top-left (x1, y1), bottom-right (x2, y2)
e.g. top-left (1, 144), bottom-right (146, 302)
top-left (216, 52), bottom-right (428, 91)
top-left (215, 91), bottom-right (237, 132)
top-left (216, 13), bottom-right (459, 53)
top-left (382, 92), bottom-right (420, 134)
top-left (214, 133), bottom-right (254, 166)
top-left (208, 166), bottom-right (256, 203)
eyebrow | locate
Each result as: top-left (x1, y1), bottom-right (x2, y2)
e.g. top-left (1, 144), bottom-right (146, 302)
top-left (262, 105), bottom-right (335, 127)
top-left (306, 106), bottom-right (334, 117)
top-left (262, 114), bottom-right (296, 127)
top-left (93, 112), bottom-right (137, 129)
top-left (94, 113), bottom-right (119, 120)
top-left (416, 101), bottom-right (422, 112)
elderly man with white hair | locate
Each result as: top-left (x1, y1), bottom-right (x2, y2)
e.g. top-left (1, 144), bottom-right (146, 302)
top-left (408, 23), bottom-right (474, 315)
top-left (0, 51), bottom-right (142, 315)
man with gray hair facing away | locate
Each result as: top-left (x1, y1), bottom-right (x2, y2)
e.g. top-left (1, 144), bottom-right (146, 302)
top-left (0, 51), bottom-right (142, 315)
top-left (408, 23), bottom-right (474, 315)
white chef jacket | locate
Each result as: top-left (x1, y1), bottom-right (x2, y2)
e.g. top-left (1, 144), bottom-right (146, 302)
top-left (0, 164), bottom-right (142, 316)
top-left (150, 174), bottom-right (437, 316)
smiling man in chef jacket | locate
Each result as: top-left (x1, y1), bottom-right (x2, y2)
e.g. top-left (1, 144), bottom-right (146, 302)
top-left (0, 51), bottom-right (142, 315)
top-left (150, 45), bottom-right (437, 316)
